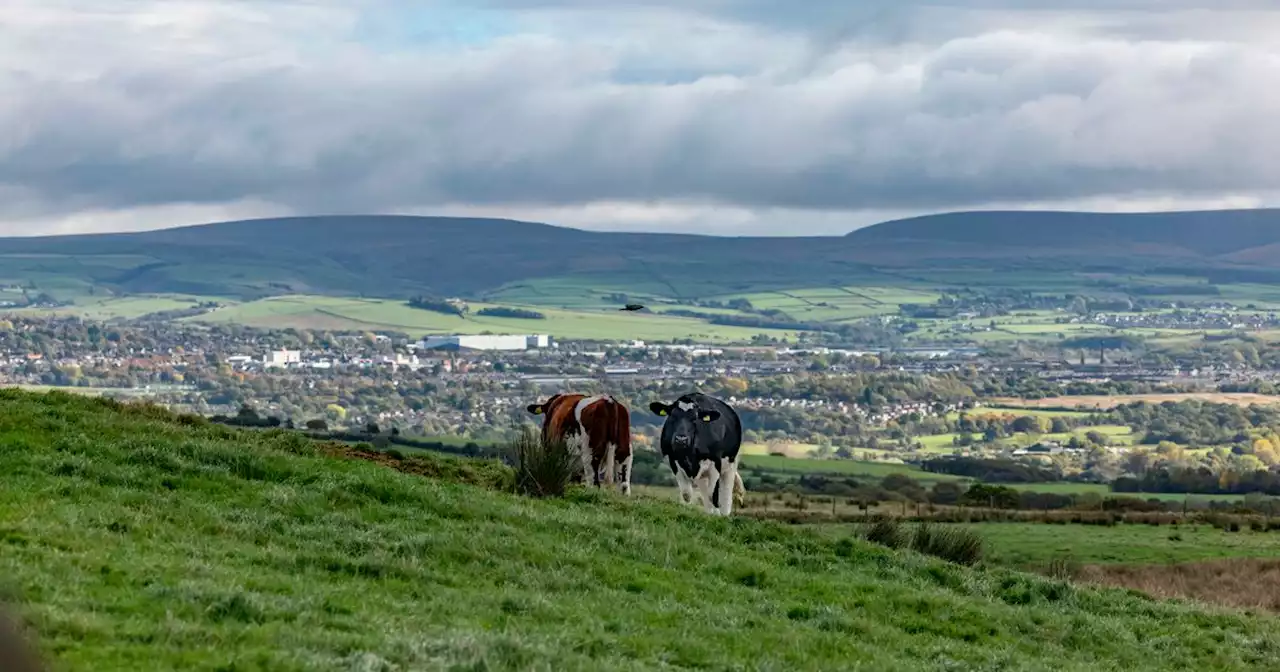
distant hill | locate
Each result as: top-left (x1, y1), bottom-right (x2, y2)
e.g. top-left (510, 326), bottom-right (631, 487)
top-left (848, 209), bottom-right (1280, 259)
top-left (1, 209), bottom-right (1280, 301)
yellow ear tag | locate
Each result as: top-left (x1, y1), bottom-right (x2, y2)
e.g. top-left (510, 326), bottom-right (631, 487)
top-left (658, 409), bottom-right (667, 416)
top-left (532, 406), bottom-right (543, 415)
top-left (701, 414), bottom-right (712, 422)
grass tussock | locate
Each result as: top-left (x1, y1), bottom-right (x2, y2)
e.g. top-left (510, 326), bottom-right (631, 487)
top-left (506, 428), bottom-right (580, 498)
top-left (0, 389), bottom-right (1278, 670)
top-left (857, 516), bottom-right (986, 566)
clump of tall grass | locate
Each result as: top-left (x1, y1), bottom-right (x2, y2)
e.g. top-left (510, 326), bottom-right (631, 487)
top-left (506, 429), bottom-right (580, 498)
top-left (909, 521), bottom-right (986, 567)
top-left (863, 515), bottom-right (904, 548)
top-left (857, 516), bottom-right (986, 566)
top-left (1046, 555), bottom-right (1082, 581)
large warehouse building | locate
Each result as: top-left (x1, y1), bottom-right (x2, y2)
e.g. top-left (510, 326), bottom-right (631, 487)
top-left (415, 334), bottom-right (549, 351)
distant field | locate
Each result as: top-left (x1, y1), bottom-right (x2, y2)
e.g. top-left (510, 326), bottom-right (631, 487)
top-left (13, 294), bottom-right (232, 320)
top-left (0, 384), bottom-right (145, 397)
top-left (992, 393), bottom-right (1280, 410)
top-left (962, 406), bottom-right (1099, 419)
top-left (22, 275), bottom-right (1280, 350)
top-left (188, 294), bottom-right (799, 342)
top-left (740, 454), bottom-right (965, 482)
top-left (738, 441), bottom-right (820, 457)
top-left (915, 425), bottom-right (1136, 453)
top-left (1003, 481), bottom-right (1244, 501)
top-left (807, 522), bottom-right (1280, 568)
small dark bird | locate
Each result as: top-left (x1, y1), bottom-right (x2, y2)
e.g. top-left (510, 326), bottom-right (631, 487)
top-left (620, 304), bottom-right (645, 312)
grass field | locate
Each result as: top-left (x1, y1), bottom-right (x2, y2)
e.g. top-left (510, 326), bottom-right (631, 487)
top-left (4, 390), bottom-right (1279, 669)
top-left (975, 523), bottom-right (1280, 568)
top-left (737, 453), bottom-right (1250, 502)
top-left (186, 294), bottom-right (798, 342)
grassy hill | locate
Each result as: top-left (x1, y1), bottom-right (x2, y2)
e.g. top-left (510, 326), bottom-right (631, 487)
top-left (4, 209), bottom-right (1280, 303)
top-left (1, 390), bottom-right (1278, 670)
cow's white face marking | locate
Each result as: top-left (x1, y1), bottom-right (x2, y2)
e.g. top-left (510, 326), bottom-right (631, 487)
top-left (677, 400), bottom-right (696, 412)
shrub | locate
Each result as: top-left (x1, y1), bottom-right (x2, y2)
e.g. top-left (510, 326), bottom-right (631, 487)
top-left (507, 429), bottom-right (579, 498)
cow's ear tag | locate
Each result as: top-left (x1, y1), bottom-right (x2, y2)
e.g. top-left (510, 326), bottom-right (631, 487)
top-left (700, 414), bottom-right (712, 422)
top-left (527, 404), bottom-right (544, 415)
top-left (658, 409), bottom-right (667, 416)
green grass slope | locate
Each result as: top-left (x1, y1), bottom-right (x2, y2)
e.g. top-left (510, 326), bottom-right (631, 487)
top-left (1, 390), bottom-right (1278, 670)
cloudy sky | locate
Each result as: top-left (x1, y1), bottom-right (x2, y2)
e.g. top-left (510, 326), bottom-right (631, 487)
top-left (4, 1), bottom-right (1280, 237)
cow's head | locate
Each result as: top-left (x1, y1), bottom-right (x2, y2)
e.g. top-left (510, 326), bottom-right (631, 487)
top-left (649, 398), bottom-right (720, 450)
top-left (525, 393), bottom-right (564, 416)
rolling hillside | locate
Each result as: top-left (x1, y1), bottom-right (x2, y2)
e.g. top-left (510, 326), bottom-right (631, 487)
top-left (1, 209), bottom-right (1280, 301)
top-left (1, 389), bottom-right (1278, 670)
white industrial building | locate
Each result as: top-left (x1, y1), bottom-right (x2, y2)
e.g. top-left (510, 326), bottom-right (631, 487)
top-left (415, 334), bottom-right (549, 352)
top-left (263, 349), bottom-right (301, 368)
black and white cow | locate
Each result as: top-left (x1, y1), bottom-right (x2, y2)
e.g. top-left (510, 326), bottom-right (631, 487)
top-left (649, 392), bottom-right (745, 516)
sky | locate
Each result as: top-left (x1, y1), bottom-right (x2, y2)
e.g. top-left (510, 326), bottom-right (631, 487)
top-left (3, 1), bottom-right (1280, 237)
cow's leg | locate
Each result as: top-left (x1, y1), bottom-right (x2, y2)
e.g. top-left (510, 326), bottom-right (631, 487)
top-left (617, 451), bottom-right (633, 495)
top-left (567, 432), bottom-right (592, 485)
top-left (602, 442), bottom-right (616, 487)
top-left (695, 459), bottom-right (721, 515)
top-left (717, 458), bottom-right (740, 516)
top-left (673, 467), bottom-right (697, 505)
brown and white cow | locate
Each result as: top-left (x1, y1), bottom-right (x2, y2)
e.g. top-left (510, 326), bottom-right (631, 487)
top-left (526, 393), bottom-right (634, 494)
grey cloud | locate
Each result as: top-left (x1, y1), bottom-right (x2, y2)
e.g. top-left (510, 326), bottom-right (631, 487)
top-left (3, 0), bottom-right (1280, 233)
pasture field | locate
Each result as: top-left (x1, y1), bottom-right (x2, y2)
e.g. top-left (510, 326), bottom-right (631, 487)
top-left (187, 294), bottom-right (799, 342)
top-left (991, 393), bottom-right (1280, 410)
top-left (4, 390), bottom-right (1277, 670)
